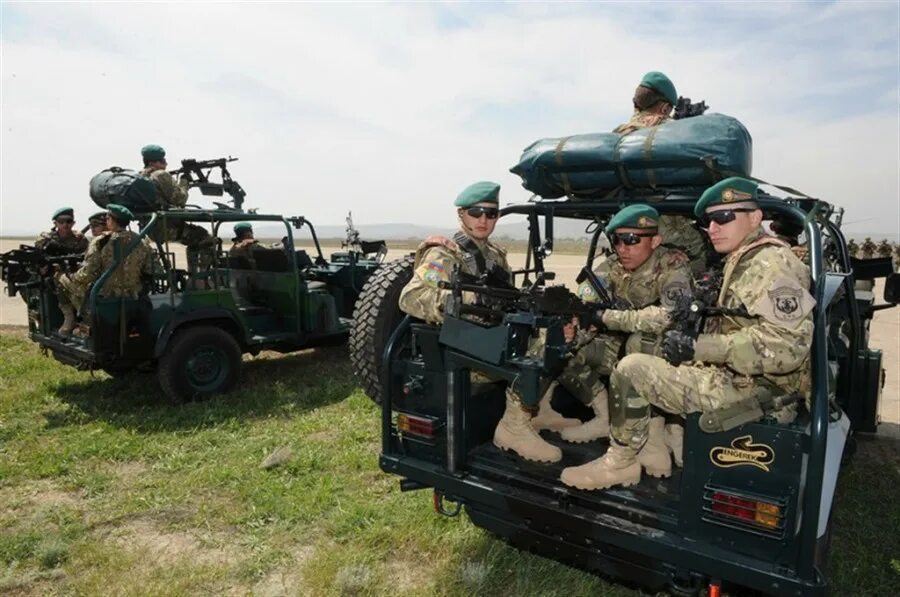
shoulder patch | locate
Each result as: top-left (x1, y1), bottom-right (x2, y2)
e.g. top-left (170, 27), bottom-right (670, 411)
top-left (754, 276), bottom-right (816, 326)
top-left (661, 280), bottom-right (689, 308)
top-left (666, 249), bottom-right (689, 267)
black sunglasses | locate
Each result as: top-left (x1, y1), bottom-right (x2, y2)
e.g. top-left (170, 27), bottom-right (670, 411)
top-left (55, 218), bottom-right (74, 224)
top-left (608, 231), bottom-right (656, 246)
top-left (465, 206), bottom-right (499, 220)
top-left (700, 208), bottom-right (756, 227)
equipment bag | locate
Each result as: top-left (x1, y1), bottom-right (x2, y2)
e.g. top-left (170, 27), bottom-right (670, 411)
top-left (510, 113), bottom-right (752, 199)
top-left (89, 167), bottom-right (160, 213)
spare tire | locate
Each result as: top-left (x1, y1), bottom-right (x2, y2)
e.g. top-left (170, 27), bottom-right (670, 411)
top-left (349, 254), bottom-right (415, 404)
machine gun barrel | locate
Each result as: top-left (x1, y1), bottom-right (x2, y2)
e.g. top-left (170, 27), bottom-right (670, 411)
top-left (1, 245), bottom-right (83, 297)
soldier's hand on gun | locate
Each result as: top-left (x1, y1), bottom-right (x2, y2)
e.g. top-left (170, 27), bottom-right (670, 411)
top-left (662, 330), bottom-right (695, 365)
top-left (563, 317), bottom-right (578, 343)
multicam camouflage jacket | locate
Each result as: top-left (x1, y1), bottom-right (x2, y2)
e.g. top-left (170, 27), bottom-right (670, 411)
top-left (576, 246), bottom-right (693, 335)
top-left (35, 229), bottom-right (89, 254)
top-left (56, 230), bottom-right (154, 307)
top-left (612, 109), bottom-right (671, 135)
top-left (399, 231), bottom-right (510, 324)
top-left (694, 228), bottom-right (815, 396)
top-left (657, 214), bottom-right (708, 277)
top-left (140, 167), bottom-right (188, 209)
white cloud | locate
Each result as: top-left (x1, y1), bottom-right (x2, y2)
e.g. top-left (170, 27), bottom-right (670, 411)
top-left (1, 2), bottom-right (898, 237)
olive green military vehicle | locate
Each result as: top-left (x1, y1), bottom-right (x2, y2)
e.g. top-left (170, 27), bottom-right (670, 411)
top-left (352, 187), bottom-right (898, 596)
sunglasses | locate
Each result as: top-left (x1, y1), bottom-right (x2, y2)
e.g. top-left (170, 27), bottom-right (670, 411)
top-left (465, 207), bottom-right (499, 220)
top-left (608, 231), bottom-right (656, 246)
top-left (55, 218), bottom-right (74, 225)
top-left (700, 208), bottom-right (756, 227)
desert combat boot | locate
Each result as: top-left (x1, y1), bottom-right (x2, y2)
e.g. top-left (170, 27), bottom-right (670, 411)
top-left (494, 391), bottom-right (563, 463)
top-left (637, 416), bottom-right (672, 478)
top-left (560, 389), bottom-right (610, 443)
top-left (58, 303), bottom-right (76, 338)
top-left (531, 382), bottom-right (581, 432)
top-left (665, 421), bottom-right (684, 468)
top-left (560, 440), bottom-right (640, 490)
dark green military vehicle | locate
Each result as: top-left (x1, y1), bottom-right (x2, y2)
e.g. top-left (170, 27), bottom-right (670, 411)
top-left (3, 209), bottom-right (386, 403)
top-left (354, 190), bottom-right (898, 596)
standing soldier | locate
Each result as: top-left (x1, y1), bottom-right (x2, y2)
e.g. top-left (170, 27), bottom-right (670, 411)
top-left (543, 204), bottom-right (692, 481)
top-left (399, 181), bottom-right (567, 463)
top-left (612, 72), bottom-right (708, 276)
top-left (877, 239), bottom-right (892, 259)
top-left (87, 212), bottom-right (108, 238)
top-left (35, 207), bottom-right (89, 254)
top-left (139, 144), bottom-right (215, 273)
top-left (847, 238), bottom-right (858, 258)
top-left (560, 177), bottom-right (814, 490)
top-left (860, 237), bottom-right (876, 259)
top-left (55, 204), bottom-right (153, 337)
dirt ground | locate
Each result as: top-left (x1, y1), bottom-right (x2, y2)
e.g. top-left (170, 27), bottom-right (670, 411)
top-left (1, 239), bottom-right (896, 432)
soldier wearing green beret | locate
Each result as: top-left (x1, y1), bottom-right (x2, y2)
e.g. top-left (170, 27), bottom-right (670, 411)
top-left (35, 207), bottom-right (89, 254)
top-left (139, 144), bottom-right (216, 276)
top-left (561, 177), bottom-right (815, 491)
top-left (87, 211), bottom-right (108, 238)
top-left (55, 204), bottom-right (154, 337)
top-left (550, 204), bottom-right (693, 486)
top-left (399, 181), bottom-right (570, 463)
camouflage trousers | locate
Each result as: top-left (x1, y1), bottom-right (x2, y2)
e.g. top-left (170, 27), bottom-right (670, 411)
top-left (151, 222), bottom-right (217, 272)
top-left (609, 354), bottom-right (751, 449)
top-left (558, 331), bottom-right (664, 406)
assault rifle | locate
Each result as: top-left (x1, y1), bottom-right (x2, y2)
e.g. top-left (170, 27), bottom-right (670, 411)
top-left (170, 156), bottom-right (246, 211)
top-left (673, 96), bottom-right (709, 120)
top-left (0, 245), bottom-right (83, 297)
top-left (669, 268), bottom-right (749, 338)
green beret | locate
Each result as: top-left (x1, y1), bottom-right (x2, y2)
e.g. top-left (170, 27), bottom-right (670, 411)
top-left (639, 71), bottom-right (677, 106)
top-left (52, 207), bottom-right (74, 220)
top-left (605, 204), bottom-right (660, 234)
top-left (233, 222), bottom-right (253, 234)
top-left (141, 144), bottom-right (166, 162)
top-left (88, 211), bottom-right (107, 224)
top-left (454, 181), bottom-right (500, 208)
top-left (106, 203), bottom-right (134, 224)
top-left (694, 177), bottom-right (759, 217)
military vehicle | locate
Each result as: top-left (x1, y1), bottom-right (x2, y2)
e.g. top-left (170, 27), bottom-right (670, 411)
top-left (2, 160), bottom-right (387, 403)
top-left (354, 191), bottom-right (898, 596)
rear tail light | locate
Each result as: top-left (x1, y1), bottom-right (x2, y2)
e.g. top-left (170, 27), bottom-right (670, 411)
top-left (396, 413), bottom-right (440, 439)
top-left (703, 487), bottom-right (786, 538)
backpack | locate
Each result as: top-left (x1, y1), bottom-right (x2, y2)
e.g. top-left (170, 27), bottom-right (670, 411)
top-left (89, 167), bottom-right (160, 213)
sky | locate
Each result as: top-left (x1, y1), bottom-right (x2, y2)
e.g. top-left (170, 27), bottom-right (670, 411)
top-left (1, 1), bottom-right (898, 237)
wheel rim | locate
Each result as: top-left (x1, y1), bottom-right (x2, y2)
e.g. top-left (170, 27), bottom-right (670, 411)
top-left (185, 344), bottom-right (229, 392)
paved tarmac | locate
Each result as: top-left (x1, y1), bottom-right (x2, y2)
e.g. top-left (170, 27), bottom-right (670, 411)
top-left (1, 239), bottom-right (896, 435)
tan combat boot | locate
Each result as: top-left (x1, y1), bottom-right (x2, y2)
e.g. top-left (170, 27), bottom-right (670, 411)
top-left (637, 416), bottom-right (672, 478)
top-left (560, 440), bottom-right (640, 490)
top-left (665, 422), bottom-right (684, 468)
top-left (58, 303), bottom-right (76, 337)
top-left (531, 382), bottom-right (581, 432)
top-left (560, 389), bottom-right (610, 443)
top-left (494, 392), bottom-right (562, 463)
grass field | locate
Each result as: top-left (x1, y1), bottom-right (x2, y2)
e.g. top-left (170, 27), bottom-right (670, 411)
top-left (1, 329), bottom-right (898, 596)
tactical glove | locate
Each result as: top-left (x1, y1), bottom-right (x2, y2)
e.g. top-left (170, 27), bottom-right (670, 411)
top-left (662, 330), bottom-right (695, 365)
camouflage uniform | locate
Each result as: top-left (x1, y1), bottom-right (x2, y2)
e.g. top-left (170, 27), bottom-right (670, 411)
top-left (560, 247), bottom-right (692, 406)
top-left (877, 240), bottom-right (893, 259)
top-left (35, 229), bottom-right (89, 254)
top-left (860, 237), bottom-right (876, 259)
top-left (847, 239), bottom-right (858, 258)
top-left (399, 232), bottom-right (510, 324)
top-left (56, 230), bottom-right (153, 309)
top-left (609, 229), bottom-right (815, 452)
top-left (141, 166), bottom-right (215, 271)
top-left (658, 214), bottom-right (708, 277)
top-left (613, 110), bottom-right (670, 135)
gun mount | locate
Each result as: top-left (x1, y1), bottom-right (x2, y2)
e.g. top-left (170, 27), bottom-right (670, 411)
top-left (170, 156), bottom-right (246, 211)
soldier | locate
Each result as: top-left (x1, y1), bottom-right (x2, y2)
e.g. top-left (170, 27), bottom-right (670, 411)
top-left (87, 211), bottom-right (108, 238)
top-left (860, 237), bottom-right (876, 259)
top-left (140, 144), bottom-right (215, 273)
top-left (540, 205), bottom-right (692, 477)
top-left (399, 181), bottom-right (567, 463)
top-left (847, 238), bottom-right (859, 258)
top-left (613, 71), bottom-right (678, 135)
top-left (229, 222), bottom-right (257, 257)
top-left (877, 239), bottom-right (892, 259)
top-left (35, 207), bottom-right (89, 254)
top-left (560, 177), bottom-right (815, 490)
top-left (55, 204), bottom-right (153, 337)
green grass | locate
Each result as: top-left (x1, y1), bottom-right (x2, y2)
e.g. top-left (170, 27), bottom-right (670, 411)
top-left (0, 330), bottom-right (898, 596)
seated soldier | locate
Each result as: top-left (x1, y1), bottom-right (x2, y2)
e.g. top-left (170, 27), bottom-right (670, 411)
top-left (35, 207), bottom-right (89, 254)
top-left (399, 181), bottom-right (573, 463)
top-left (87, 211), bottom-right (108, 238)
top-left (55, 204), bottom-right (153, 337)
top-left (560, 178), bottom-right (813, 491)
top-left (229, 222), bottom-right (258, 267)
top-left (534, 205), bottom-right (692, 479)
